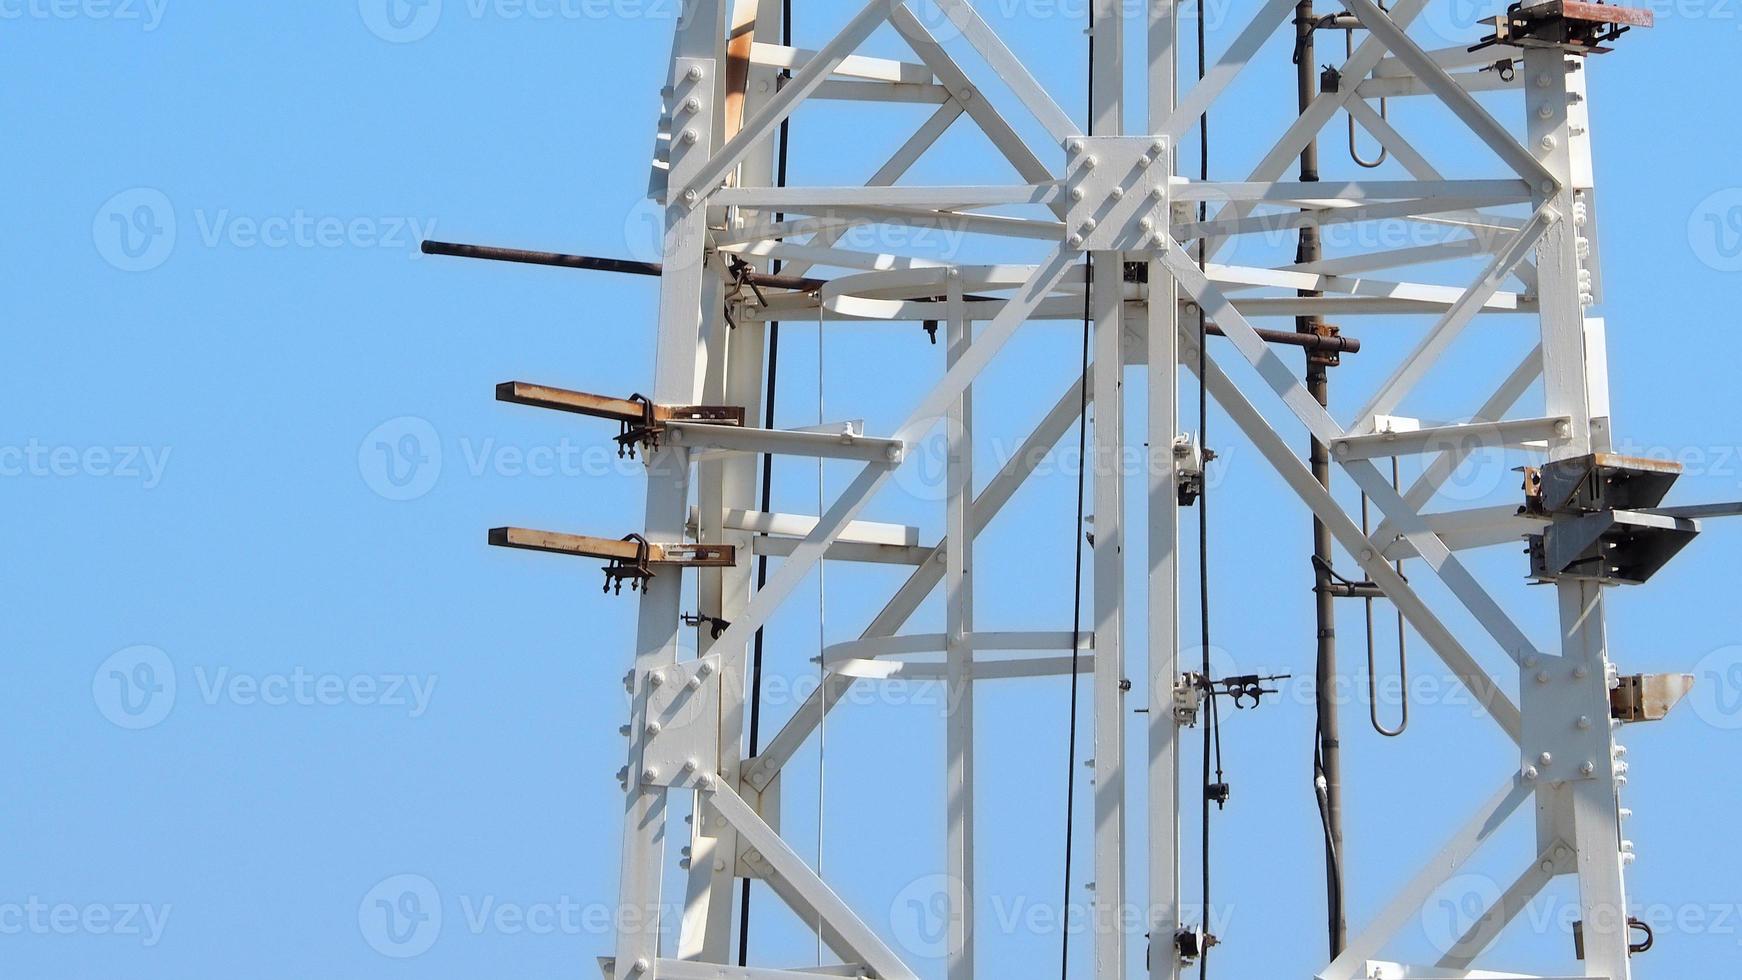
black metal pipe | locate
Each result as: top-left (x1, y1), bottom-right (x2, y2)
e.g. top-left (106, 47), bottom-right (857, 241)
top-left (422, 240), bottom-right (1363, 356)
top-left (420, 239), bottom-right (833, 293)
top-left (1296, 0), bottom-right (1347, 960)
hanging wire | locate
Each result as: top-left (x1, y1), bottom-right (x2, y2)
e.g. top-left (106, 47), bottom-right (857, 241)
top-left (1059, 12), bottom-right (1095, 978)
top-left (814, 299), bottom-right (828, 966)
top-left (1196, 0), bottom-right (1216, 973)
top-left (739, 0), bottom-right (795, 965)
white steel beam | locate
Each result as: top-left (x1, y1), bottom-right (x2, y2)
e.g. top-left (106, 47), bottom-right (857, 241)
top-left (1317, 775), bottom-right (1535, 980)
top-left (707, 782), bottom-right (919, 980)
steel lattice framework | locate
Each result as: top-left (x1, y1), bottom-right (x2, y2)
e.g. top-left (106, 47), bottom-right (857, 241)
top-left (472, 1), bottom-right (1708, 976)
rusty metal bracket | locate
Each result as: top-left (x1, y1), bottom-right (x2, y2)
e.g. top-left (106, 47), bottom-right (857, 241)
top-left (488, 527), bottom-right (736, 594)
top-left (1610, 672), bottom-right (1697, 723)
top-left (496, 381), bottom-right (744, 458)
top-left (1471, 0), bottom-right (1654, 56)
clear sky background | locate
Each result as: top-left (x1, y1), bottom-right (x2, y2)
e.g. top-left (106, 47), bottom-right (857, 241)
top-left (5, 2), bottom-right (1742, 978)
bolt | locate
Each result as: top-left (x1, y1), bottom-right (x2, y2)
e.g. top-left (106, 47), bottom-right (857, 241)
top-left (1358, 547), bottom-right (1375, 562)
top-left (1066, 138), bottom-right (1084, 155)
top-left (1151, 138), bottom-right (1167, 156)
top-left (683, 97), bottom-right (702, 114)
top-left (641, 767), bottom-right (660, 784)
top-left (1070, 187), bottom-right (1087, 201)
top-left (649, 671), bottom-right (666, 688)
top-left (1109, 186), bottom-right (1125, 201)
top-left (1151, 186), bottom-right (1165, 200)
top-left (1537, 670), bottom-right (1552, 684)
top-left (1523, 765), bottom-right (1539, 781)
top-left (1333, 441), bottom-right (1350, 457)
top-left (1540, 179), bottom-right (1557, 195)
top-left (885, 444), bottom-right (903, 462)
top-left (1084, 155), bottom-right (1099, 171)
top-left (1524, 655), bottom-right (1539, 669)
top-left (682, 758), bottom-right (698, 772)
top-left (1068, 233), bottom-right (1085, 248)
top-left (697, 773), bottom-right (716, 790)
top-left (682, 189), bottom-right (699, 206)
top-left (686, 676), bottom-right (702, 691)
top-left (687, 66), bottom-right (705, 82)
top-left (1581, 761), bottom-right (1596, 776)
top-left (1081, 218), bottom-right (1098, 233)
top-left (696, 661), bottom-right (715, 678)
top-left (1139, 217), bottom-right (1154, 232)
top-left (682, 128), bottom-right (700, 145)
top-left (645, 721), bottom-right (662, 737)
top-left (1572, 663), bottom-right (1588, 679)
top-left (1539, 751), bottom-right (1553, 766)
top-left (1540, 136), bottom-right (1557, 151)
top-left (1577, 715), bottom-right (1592, 730)
top-left (1536, 73), bottom-right (1553, 88)
top-left (1541, 860), bottom-right (1555, 874)
top-left (1538, 105), bottom-right (1554, 119)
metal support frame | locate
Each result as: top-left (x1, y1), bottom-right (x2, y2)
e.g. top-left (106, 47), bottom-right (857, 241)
top-left (461, 1), bottom-right (1696, 976)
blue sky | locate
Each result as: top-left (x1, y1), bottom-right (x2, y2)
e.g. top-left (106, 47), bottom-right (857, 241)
top-left (5, 2), bottom-right (1742, 978)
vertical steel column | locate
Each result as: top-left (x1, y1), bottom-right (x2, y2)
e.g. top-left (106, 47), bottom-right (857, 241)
top-left (1147, 2), bottom-right (1183, 978)
top-left (944, 271), bottom-right (976, 980)
top-left (1087, 4), bottom-right (1128, 979)
top-left (618, 7), bottom-right (729, 977)
top-left (615, 49), bottom-right (722, 980)
top-left (1523, 48), bottom-right (1632, 980)
top-left (680, 0), bottom-right (784, 962)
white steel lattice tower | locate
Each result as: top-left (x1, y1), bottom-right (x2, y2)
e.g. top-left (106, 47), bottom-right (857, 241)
top-left (470, 1), bottom-right (1706, 977)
